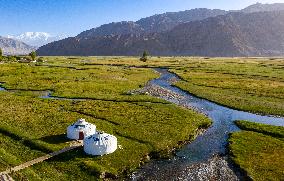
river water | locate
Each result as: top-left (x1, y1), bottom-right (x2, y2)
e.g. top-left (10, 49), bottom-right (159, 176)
top-left (130, 68), bottom-right (284, 180)
top-left (0, 83), bottom-right (5, 91)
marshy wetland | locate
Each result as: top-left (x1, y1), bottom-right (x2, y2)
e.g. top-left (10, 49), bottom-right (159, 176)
top-left (0, 56), bottom-right (283, 180)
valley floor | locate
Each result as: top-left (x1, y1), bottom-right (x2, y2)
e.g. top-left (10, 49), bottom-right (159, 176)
top-left (0, 56), bottom-right (283, 180)
top-left (0, 57), bottom-right (210, 180)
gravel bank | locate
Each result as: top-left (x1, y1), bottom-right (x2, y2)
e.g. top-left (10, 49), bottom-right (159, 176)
top-left (131, 155), bottom-right (246, 181)
top-left (176, 155), bottom-right (243, 181)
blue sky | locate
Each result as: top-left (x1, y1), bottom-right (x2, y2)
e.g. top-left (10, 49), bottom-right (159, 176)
top-left (1, 0), bottom-right (284, 37)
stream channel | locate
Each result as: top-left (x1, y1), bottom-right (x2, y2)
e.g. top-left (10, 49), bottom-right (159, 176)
top-left (130, 68), bottom-right (284, 180)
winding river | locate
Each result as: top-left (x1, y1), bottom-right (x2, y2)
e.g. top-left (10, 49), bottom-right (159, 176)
top-left (130, 68), bottom-right (284, 180)
top-left (1, 68), bottom-right (284, 180)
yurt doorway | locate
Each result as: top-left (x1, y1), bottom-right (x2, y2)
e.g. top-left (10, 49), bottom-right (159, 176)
top-left (79, 131), bottom-right (84, 140)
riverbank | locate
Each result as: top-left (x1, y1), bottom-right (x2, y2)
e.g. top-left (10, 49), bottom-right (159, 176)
top-left (131, 154), bottom-right (248, 181)
top-left (177, 155), bottom-right (243, 181)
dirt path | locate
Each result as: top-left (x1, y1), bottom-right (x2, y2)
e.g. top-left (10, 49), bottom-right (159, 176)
top-left (0, 174), bottom-right (14, 181)
top-left (0, 141), bottom-right (83, 176)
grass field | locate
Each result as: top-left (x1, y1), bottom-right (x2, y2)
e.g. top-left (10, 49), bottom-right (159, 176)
top-left (0, 56), bottom-right (283, 180)
top-left (0, 59), bottom-right (211, 180)
top-left (229, 120), bottom-right (284, 181)
top-left (46, 56), bottom-right (284, 116)
top-left (170, 58), bottom-right (284, 116)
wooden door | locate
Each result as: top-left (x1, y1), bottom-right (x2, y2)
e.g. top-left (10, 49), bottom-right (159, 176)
top-left (79, 131), bottom-right (84, 140)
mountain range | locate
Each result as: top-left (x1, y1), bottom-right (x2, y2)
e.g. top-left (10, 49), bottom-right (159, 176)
top-left (8, 3), bottom-right (284, 57)
top-left (0, 36), bottom-right (35, 55)
top-left (76, 8), bottom-right (227, 39)
top-left (7, 32), bottom-right (67, 47)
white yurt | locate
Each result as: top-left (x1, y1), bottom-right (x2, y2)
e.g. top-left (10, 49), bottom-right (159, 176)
top-left (83, 131), bottom-right (117, 156)
top-left (67, 118), bottom-right (96, 140)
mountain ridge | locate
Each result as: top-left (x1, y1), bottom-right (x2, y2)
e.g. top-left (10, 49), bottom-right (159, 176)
top-left (77, 3), bottom-right (284, 39)
top-left (240, 2), bottom-right (284, 13)
top-left (37, 3), bottom-right (284, 57)
top-left (76, 8), bottom-right (227, 39)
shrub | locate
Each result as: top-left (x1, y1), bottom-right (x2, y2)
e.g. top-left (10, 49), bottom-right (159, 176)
top-left (140, 50), bottom-right (149, 62)
top-left (7, 56), bottom-right (17, 62)
top-left (37, 57), bottom-right (45, 63)
top-left (29, 51), bottom-right (37, 61)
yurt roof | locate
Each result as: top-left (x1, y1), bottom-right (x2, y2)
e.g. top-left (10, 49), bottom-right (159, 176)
top-left (70, 118), bottom-right (95, 129)
top-left (72, 118), bottom-right (87, 125)
top-left (86, 131), bottom-right (114, 142)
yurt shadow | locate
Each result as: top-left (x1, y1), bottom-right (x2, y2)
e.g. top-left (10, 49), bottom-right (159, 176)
top-left (0, 127), bottom-right (22, 141)
top-left (46, 147), bottom-right (100, 163)
top-left (40, 134), bottom-right (69, 144)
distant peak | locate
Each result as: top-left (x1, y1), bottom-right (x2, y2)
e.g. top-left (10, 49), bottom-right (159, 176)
top-left (6, 32), bottom-right (67, 47)
top-left (241, 2), bottom-right (284, 13)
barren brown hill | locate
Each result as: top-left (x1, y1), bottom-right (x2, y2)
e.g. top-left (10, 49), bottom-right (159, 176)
top-left (37, 7), bottom-right (284, 56)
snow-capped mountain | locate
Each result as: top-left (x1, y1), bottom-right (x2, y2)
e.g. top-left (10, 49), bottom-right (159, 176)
top-left (0, 36), bottom-right (35, 55)
top-left (7, 32), bottom-right (67, 47)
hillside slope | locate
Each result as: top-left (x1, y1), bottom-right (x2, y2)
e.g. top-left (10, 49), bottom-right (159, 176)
top-left (37, 10), bottom-right (284, 57)
top-left (0, 36), bottom-right (35, 55)
top-left (76, 3), bottom-right (284, 39)
top-left (160, 11), bottom-right (284, 56)
top-left (76, 8), bottom-right (227, 39)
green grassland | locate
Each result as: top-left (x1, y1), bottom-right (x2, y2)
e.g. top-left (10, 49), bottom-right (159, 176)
top-left (42, 56), bottom-right (284, 116)
top-left (0, 60), bottom-right (210, 180)
top-left (170, 58), bottom-right (284, 116)
top-left (0, 56), bottom-right (283, 180)
top-left (229, 120), bottom-right (284, 181)
top-left (0, 61), bottom-right (159, 101)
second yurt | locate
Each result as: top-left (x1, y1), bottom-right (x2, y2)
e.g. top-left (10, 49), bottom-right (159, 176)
top-left (83, 132), bottom-right (117, 156)
top-left (67, 118), bottom-right (96, 140)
